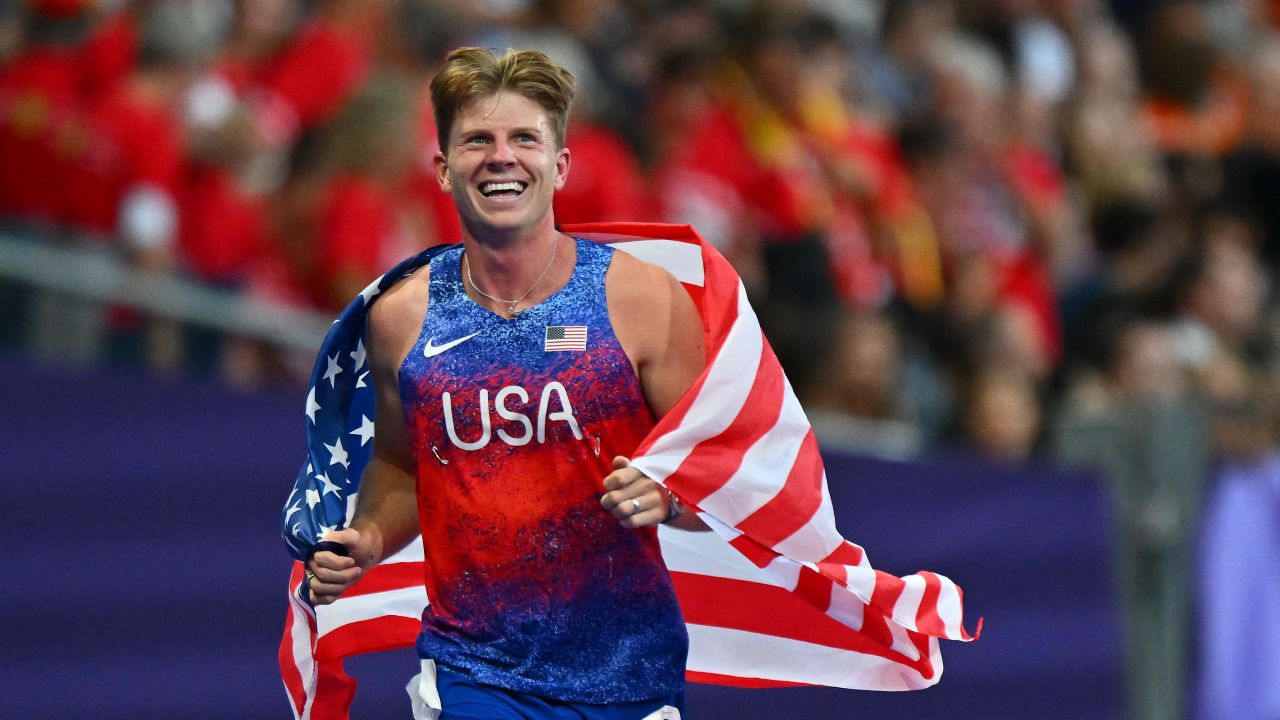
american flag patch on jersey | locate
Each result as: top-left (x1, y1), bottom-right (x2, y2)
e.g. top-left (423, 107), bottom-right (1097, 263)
top-left (544, 325), bottom-right (587, 351)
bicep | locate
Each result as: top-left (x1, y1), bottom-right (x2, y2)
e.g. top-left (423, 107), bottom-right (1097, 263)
top-left (639, 271), bottom-right (706, 419)
top-left (607, 255), bottom-right (706, 419)
top-left (371, 369), bottom-right (415, 473)
top-left (366, 295), bottom-right (419, 475)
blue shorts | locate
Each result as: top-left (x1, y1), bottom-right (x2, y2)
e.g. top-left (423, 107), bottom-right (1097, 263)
top-left (434, 664), bottom-right (684, 720)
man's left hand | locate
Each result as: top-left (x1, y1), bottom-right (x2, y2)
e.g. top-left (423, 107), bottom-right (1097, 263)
top-left (601, 456), bottom-right (670, 528)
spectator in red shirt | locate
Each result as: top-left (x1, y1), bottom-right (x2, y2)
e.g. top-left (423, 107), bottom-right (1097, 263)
top-left (78, 1), bottom-right (142, 105)
top-left (0, 5), bottom-right (88, 229)
top-left (255, 74), bottom-right (422, 313)
top-left (248, 0), bottom-right (383, 148)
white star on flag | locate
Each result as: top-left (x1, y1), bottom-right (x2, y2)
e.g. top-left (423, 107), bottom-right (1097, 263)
top-left (324, 438), bottom-right (349, 469)
top-left (359, 276), bottom-right (383, 305)
top-left (323, 354), bottom-right (343, 388)
top-left (317, 472), bottom-right (342, 497)
top-left (318, 524), bottom-right (336, 536)
top-left (285, 502), bottom-right (302, 522)
top-left (350, 340), bottom-right (367, 372)
top-left (356, 371), bottom-right (368, 389)
top-left (305, 488), bottom-right (321, 509)
top-left (306, 389), bottom-right (321, 424)
top-left (351, 415), bottom-right (375, 447)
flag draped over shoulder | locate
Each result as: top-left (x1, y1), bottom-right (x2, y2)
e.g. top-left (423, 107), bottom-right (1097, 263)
top-left (279, 223), bottom-right (979, 720)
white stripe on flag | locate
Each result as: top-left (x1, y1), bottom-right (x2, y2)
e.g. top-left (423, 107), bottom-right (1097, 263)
top-left (845, 565), bottom-right (879, 604)
top-left (316, 585), bottom-right (429, 639)
top-left (827, 580), bottom-right (866, 632)
top-left (936, 576), bottom-right (965, 640)
top-left (888, 614), bottom-right (923, 662)
top-left (685, 624), bottom-right (942, 691)
top-left (384, 537), bottom-right (425, 563)
top-left (893, 574), bottom-right (927, 635)
top-left (613, 239), bottom-right (706, 287)
top-left (659, 521), bottom-right (802, 590)
top-left (287, 587), bottom-right (314, 720)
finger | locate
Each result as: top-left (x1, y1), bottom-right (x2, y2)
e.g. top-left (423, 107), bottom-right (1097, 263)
top-left (311, 528), bottom-right (363, 570)
top-left (602, 485), bottom-right (660, 521)
top-left (618, 493), bottom-right (668, 529)
top-left (612, 455), bottom-right (630, 471)
top-left (602, 465), bottom-right (642, 492)
top-left (600, 479), bottom-right (646, 513)
top-left (312, 587), bottom-right (343, 605)
top-left (309, 573), bottom-right (356, 597)
top-left (311, 550), bottom-right (357, 571)
top-left (320, 528), bottom-right (360, 550)
top-left (310, 563), bottom-right (362, 585)
top-left (305, 566), bottom-right (360, 605)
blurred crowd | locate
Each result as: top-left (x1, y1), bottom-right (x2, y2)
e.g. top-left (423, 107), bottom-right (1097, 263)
top-left (3, 0), bottom-right (1279, 715)
top-left (3, 0), bottom-right (1280, 464)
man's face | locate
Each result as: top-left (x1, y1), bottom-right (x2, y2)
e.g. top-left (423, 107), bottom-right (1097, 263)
top-left (435, 92), bottom-right (570, 240)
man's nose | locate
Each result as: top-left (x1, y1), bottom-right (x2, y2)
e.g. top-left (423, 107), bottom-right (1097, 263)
top-left (487, 138), bottom-right (516, 167)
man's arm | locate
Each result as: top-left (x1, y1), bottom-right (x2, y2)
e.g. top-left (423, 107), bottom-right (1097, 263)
top-left (306, 275), bottom-right (427, 604)
top-left (601, 253), bottom-right (709, 531)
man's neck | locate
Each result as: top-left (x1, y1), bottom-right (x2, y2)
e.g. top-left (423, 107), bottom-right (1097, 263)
top-left (461, 226), bottom-right (571, 310)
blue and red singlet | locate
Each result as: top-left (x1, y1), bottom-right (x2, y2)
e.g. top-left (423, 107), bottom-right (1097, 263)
top-left (397, 238), bottom-right (688, 704)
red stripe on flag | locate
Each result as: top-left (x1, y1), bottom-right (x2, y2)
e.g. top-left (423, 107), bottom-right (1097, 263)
top-left (340, 561), bottom-right (426, 599)
top-left (685, 671), bottom-right (812, 689)
top-left (315, 615), bottom-right (422, 661)
top-left (732, 430), bottom-right (824, 548)
top-left (280, 562), bottom-right (309, 717)
top-left (872, 571), bottom-right (907, 609)
top-left (793, 565), bottom-right (834, 613)
top-left (672, 572), bottom-right (933, 673)
top-left (663, 342), bottom-right (784, 505)
top-left (728, 532), bottom-right (782, 569)
top-left (822, 541), bottom-right (866, 568)
top-left (914, 571), bottom-right (946, 637)
top-left (820, 561), bottom-right (847, 586)
top-left (697, 245), bottom-right (747, 348)
top-left (310, 659), bottom-right (357, 720)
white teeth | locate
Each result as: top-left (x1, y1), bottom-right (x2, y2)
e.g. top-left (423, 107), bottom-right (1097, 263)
top-left (481, 181), bottom-right (526, 196)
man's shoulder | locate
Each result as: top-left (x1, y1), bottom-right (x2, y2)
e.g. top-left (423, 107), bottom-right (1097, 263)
top-left (605, 246), bottom-right (679, 298)
top-left (368, 263), bottom-right (431, 354)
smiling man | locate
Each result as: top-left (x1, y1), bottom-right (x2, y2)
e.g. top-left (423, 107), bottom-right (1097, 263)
top-left (303, 47), bottom-right (707, 720)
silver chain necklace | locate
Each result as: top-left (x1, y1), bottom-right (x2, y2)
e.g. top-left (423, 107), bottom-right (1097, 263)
top-left (464, 235), bottom-right (559, 317)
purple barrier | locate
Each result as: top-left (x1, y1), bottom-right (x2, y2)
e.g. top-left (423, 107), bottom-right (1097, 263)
top-left (1, 354), bottom-right (1122, 719)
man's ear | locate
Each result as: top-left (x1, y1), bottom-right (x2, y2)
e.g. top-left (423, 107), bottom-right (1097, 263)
top-left (553, 147), bottom-right (571, 190)
top-left (433, 152), bottom-right (451, 192)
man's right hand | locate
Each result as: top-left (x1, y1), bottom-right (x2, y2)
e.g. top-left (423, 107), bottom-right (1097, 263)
top-left (305, 527), bottom-right (377, 605)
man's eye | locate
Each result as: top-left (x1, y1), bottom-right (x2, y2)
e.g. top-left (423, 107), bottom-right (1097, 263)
top-left (516, 134), bottom-right (537, 143)
top-left (465, 136), bottom-right (488, 145)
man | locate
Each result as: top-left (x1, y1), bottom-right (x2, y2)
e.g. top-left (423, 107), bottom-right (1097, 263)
top-left (304, 47), bottom-right (707, 719)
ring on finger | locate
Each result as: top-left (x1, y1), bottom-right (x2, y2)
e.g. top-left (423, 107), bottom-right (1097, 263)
top-left (630, 497), bottom-right (642, 514)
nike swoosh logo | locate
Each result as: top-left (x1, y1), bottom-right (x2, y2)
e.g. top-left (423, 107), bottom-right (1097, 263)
top-left (423, 332), bottom-right (481, 358)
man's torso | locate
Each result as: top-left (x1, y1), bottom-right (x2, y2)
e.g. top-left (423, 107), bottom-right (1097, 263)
top-left (396, 239), bottom-right (687, 703)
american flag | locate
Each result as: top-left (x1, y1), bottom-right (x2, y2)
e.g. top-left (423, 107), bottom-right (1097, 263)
top-left (280, 223), bottom-right (979, 719)
top-left (544, 325), bottom-right (587, 352)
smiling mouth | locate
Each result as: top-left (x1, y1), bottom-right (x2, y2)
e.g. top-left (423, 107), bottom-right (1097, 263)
top-left (479, 181), bottom-right (528, 198)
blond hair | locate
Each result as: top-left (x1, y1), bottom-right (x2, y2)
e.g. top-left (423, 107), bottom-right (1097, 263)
top-left (430, 47), bottom-right (576, 151)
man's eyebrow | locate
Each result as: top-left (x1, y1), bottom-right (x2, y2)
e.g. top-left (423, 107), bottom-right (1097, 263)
top-left (455, 126), bottom-right (544, 138)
